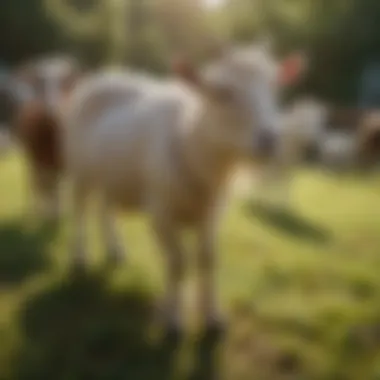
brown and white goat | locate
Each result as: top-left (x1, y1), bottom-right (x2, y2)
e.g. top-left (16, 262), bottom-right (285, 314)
top-left (7, 56), bottom-right (81, 220)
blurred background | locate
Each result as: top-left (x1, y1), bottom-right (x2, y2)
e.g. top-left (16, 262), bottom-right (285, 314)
top-left (1, 1), bottom-right (380, 380)
top-left (2, 0), bottom-right (380, 104)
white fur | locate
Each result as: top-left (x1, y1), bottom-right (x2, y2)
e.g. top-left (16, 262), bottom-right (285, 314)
top-left (254, 97), bottom-right (329, 207)
top-left (63, 44), bottom-right (286, 327)
top-left (319, 130), bottom-right (358, 169)
top-left (38, 58), bottom-right (74, 110)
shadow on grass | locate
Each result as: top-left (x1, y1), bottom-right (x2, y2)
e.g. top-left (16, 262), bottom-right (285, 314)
top-left (0, 220), bottom-right (57, 286)
top-left (246, 203), bottom-right (332, 245)
top-left (10, 271), bottom-right (222, 380)
top-left (188, 331), bottom-right (221, 380)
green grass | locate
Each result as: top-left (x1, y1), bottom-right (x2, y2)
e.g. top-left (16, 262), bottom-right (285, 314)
top-left (1, 151), bottom-right (380, 380)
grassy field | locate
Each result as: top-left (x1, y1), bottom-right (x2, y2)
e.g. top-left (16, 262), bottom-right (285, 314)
top-left (1, 152), bottom-right (380, 380)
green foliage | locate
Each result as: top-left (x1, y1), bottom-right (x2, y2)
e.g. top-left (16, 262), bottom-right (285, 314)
top-left (2, 0), bottom-right (380, 101)
top-left (217, 0), bottom-right (380, 104)
top-left (44, 0), bottom-right (126, 65)
top-left (44, 0), bottom-right (105, 38)
top-left (0, 0), bottom-right (67, 65)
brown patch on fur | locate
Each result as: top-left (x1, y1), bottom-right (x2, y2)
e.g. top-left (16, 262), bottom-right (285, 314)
top-left (358, 111), bottom-right (380, 165)
top-left (13, 100), bottom-right (62, 172)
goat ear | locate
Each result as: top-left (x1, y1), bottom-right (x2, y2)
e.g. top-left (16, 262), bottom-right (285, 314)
top-left (279, 52), bottom-right (307, 87)
top-left (171, 55), bottom-right (201, 86)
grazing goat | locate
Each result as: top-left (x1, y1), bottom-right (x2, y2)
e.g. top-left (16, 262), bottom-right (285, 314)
top-left (253, 97), bottom-right (327, 207)
top-left (253, 101), bottom-right (380, 206)
top-left (63, 42), bottom-right (306, 333)
top-left (6, 56), bottom-right (81, 220)
top-left (319, 107), bottom-right (377, 170)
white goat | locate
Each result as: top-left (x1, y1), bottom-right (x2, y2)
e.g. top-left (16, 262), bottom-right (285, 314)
top-left (319, 130), bottom-right (358, 170)
top-left (63, 43), bottom-right (305, 333)
top-left (253, 97), bottom-right (328, 207)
